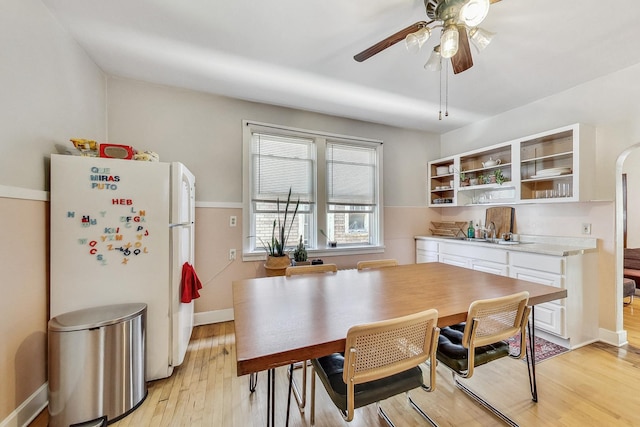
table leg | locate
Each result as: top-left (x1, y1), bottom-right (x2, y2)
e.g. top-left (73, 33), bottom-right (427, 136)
top-left (249, 372), bottom-right (258, 392)
top-left (286, 364), bottom-right (294, 426)
top-left (266, 369), bottom-right (276, 427)
top-left (526, 307), bottom-right (538, 402)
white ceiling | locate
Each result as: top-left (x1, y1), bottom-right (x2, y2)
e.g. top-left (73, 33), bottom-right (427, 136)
top-left (42, 0), bottom-right (640, 134)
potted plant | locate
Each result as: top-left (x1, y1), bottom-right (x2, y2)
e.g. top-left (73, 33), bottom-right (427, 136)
top-left (292, 235), bottom-right (310, 265)
top-left (493, 169), bottom-right (505, 185)
top-left (459, 170), bottom-right (470, 187)
top-left (261, 188), bottom-right (300, 276)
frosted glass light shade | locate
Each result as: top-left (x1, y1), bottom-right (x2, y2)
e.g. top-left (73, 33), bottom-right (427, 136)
top-left (405, 27), bottom-right (431, 54)
top-left (424, 47), bottom-right (442, 71)
top-left (469, 27), bottom-right (495, 51)
top-left (461, 0), bottom-right (490, 27)
top-left (440, 25), bottom-right (459, 58)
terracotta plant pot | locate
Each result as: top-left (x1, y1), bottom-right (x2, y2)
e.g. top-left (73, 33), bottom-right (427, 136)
top-left (264, 255), bottom-right (291, 277)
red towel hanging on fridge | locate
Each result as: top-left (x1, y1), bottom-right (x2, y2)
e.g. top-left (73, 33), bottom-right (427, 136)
top-left (181, 262), bottom-right (203, 303)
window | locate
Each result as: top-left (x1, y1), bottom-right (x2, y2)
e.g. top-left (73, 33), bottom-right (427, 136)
top-left (243, 121), bottom-right (383, 258)
top-left (326, 141), bottom-right (378, 246)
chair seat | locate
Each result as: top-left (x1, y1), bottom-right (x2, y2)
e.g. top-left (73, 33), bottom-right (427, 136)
top-left (311, 353), bottom-right (424, 411)
top-left (437, 323), bottom-right (510, 373)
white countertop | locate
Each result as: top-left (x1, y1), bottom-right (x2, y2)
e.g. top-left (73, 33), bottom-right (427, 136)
top-left (415, 234), bottom-right (597, 257)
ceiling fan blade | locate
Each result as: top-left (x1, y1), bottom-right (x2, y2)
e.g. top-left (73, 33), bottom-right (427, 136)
top-left (354, 21), bottom-right (428, 62)
top-left (451, 25), bottom-right (473, 74)
top-left (490, 0), bottom-right (501, 3)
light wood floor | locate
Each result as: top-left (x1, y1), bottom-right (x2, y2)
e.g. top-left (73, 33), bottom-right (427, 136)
top-left (31, 299), bottom-right (640, 426)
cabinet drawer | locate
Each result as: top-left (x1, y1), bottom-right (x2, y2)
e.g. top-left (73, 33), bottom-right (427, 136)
top-left (439, 253), bottom-right (471, 269)
top-left (510, 266), bottom-right (564, 288)
top-left (416, 239), bottom-right (438, 252)
top-left (471, 260), bottom-right (508, 276)
top-left (416, 249), bottom-right (438, 264)
top-left (510, 252), bottom-right (564, 275)
top-left (533, 302), bottom-right (566, 337)
top-left (440, 243), bottom-right (508, 264)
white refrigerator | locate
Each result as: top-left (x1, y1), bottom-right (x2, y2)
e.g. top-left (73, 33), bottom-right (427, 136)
top-left (50, 154), bottom-right (196, 381)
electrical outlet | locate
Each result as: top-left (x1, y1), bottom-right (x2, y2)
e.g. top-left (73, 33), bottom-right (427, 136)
top-left (229, 216), bottom-right (237, 227)
top-left (229, 249), bottom-right (236, 261)
top-left (581, 223), bottom-right (591, 235)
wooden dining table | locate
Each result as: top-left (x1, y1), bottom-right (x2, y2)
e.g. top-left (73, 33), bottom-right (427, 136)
top-left (232, 262), bottom-right (567, 425)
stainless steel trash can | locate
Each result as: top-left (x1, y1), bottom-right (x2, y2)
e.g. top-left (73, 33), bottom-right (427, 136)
top-left (48, 303), bottom-right (147, 427)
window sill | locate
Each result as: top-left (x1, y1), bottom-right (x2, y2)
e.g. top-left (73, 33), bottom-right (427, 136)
top-left (242, 245), bottom-right (385, 262)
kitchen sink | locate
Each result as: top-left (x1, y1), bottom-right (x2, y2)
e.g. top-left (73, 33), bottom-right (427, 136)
top-left (450, 237), bottom-right (526, 245)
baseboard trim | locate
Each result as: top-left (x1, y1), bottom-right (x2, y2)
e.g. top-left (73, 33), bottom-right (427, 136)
top-left (0, 383), bottom-right (48, 427)
top-left (194, 308), bottom-right (234, 326)
top-left (599, 327), bottom-right (627, 347)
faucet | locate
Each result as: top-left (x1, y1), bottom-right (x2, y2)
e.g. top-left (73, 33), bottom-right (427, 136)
top-left (488, 222), bottom-right (496, 241)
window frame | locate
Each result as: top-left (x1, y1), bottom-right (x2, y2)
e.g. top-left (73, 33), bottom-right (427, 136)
top-left (242, 120), bottom-right (384, 260)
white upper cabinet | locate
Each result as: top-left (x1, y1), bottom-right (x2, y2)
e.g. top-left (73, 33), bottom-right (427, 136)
top-left (427, 123), bottom-right (595, 207)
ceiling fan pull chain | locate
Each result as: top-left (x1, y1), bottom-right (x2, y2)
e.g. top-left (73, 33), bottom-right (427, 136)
top-left (438, 62), bottom-right (442, 120)
top-left (445, 59), bottom-right (449, 117)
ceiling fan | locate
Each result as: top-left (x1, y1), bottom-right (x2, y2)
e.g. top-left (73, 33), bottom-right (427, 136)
top-left (354, 0), bottom-right (500, 74)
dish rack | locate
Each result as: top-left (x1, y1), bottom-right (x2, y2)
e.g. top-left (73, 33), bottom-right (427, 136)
top-left (430, 221), bottom-right (467, 238)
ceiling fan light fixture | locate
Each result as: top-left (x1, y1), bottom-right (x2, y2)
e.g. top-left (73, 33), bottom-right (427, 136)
top-left (469, 26), bottom-right (495, 51)
top-left (440, 24), bottom-right (459, 58)
top-left (424, 46), bottom-right (442, 71)
top-left (405, 26), bottom-right (432, 54)
top-left (460, 0), bottom-right (490, 27)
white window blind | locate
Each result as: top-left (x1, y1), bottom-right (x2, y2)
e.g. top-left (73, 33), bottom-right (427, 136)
top-left (326, 141), bottom-right (377, 209)
top-left (251, 133), bottom-right (314, 205)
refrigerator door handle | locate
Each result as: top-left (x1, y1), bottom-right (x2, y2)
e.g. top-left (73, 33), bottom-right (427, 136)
top-left (169, 223), bottom-right (193, 228)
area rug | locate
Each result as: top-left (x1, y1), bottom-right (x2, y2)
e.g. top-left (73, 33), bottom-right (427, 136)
top-left (506, 333), bottom-right (569, 363)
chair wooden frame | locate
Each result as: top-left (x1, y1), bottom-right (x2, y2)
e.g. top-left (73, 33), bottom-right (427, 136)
top-left (310, 309), bottom-right (440, 426)
top-left (356, 259), bottom-right (398, 270)
top-left (438, 291), bottom-right (531, 427)
top-left (285, 263), bottom-right (338, 276)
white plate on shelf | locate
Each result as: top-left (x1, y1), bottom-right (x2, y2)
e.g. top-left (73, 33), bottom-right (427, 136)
top-left (531, 171), bottom-right (571, 178)
top-left (535, 167), bottom-right (572, 176)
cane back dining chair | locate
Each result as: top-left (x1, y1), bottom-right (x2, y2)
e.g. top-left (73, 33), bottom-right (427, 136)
top-left (310, 309), bottom-right (440, 426)
top-left (436, 291), bottom-right (531, 427)
top-left (356, 259), bottom-right (398, 270)
top-left (284, 263), bottom-right (338, 413)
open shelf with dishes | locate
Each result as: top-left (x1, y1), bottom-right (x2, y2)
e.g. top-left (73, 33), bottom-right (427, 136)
top-left (459, 144), bottom-right (512, 187)
top-left (426, 123), bottom-right (595, 207)
top-left (428, 158), bottom-right (456, 206)
top-left (519, 124), bottom-right (594, 202)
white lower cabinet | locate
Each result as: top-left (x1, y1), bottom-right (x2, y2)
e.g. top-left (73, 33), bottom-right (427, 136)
top-left (510, 264), bottom-right (566, 337)
top-left (416, 239), bottom-right (439, 263)
top-left (415, 238), bottom-right (597, 349)
top-left (509, 251), bottom-right (597, 348)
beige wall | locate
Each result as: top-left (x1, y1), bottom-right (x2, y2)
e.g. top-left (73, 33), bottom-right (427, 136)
top-left (0, 0), bottom-right (106, 422)
top-left (0, 199), bottom-right (49, 419)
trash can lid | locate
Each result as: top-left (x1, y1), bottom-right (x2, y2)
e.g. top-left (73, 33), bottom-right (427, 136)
top-left (49, 303), bottom-right (147, 332)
